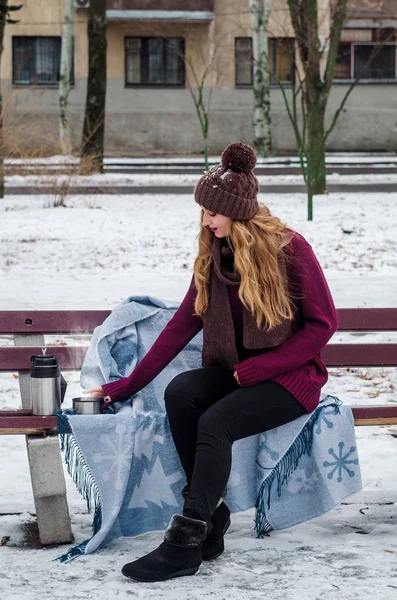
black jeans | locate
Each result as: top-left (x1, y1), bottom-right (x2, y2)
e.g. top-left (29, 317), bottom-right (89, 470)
top-left (164, 366), bottom-right (306, 526)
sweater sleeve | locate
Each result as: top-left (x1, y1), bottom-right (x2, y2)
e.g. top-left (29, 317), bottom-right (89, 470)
top-left (234, 234), bottom-right (338, 387)
top-left (102, 276), bottom-right (202, 402)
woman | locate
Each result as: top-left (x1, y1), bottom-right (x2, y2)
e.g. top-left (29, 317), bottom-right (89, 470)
top-left (85, 142), bottom-right (338, 582)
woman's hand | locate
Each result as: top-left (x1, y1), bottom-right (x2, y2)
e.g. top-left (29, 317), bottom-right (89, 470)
top-left (84, 385), bottom-right (105, 398)
top-left (233, 371), bottom-right (240, 385)
top-left (84, 386), bottom-right (113, 408)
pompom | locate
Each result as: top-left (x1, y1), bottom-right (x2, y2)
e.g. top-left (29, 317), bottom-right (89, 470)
top-left (221, 142), bottom-right (257, 174)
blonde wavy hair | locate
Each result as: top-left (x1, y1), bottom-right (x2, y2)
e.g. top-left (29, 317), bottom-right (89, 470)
top-left (193, 204), bottom-right (298, 330)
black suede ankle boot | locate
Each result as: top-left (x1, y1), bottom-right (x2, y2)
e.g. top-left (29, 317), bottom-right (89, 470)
top-left (121, 514), bottom-right (207, 582)
top-left (201, 502), bottom-right (231, 561)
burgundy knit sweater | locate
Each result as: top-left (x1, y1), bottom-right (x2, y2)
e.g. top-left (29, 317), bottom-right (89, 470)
top-left (102, 231), bottom-right (338, 414)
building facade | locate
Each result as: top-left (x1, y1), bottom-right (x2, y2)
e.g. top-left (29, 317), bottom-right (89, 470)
top-left (1, 0), bottom-right (397, 155)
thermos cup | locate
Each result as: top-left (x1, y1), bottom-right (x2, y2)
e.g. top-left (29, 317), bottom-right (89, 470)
top-left (30, 354), bottom-right (66, 415)
top-left (72, 397), bottom-right (104, 415)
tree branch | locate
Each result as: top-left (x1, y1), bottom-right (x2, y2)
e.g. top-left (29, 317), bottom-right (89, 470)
top-left (325, 36), bottom-right (394, 141)
top-left (324, 0), bottom-right (348, 93)
top-left (275, 74), bottom-right (307, 182)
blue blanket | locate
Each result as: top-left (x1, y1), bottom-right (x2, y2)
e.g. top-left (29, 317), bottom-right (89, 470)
top-left (58, 296), bottom-right (362, 562)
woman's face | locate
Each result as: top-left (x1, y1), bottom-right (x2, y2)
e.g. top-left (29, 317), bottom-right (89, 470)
top-left (201, 207), bottom-right (231, 238)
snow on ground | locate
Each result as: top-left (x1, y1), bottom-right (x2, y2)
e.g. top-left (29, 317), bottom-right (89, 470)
top-left (0, 191), bottom-right (396, 308)
top-left (0, 190), bottom-right (397, 599)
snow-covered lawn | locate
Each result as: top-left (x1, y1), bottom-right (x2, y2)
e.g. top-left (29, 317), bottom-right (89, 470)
top-left (0, 191), bottom-right (396, 599)
top-left (1, 191), bottom-right (396, 308)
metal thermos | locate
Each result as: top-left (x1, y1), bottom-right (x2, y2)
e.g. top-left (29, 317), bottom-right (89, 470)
top-left (72, 397), bottom-right (104, 415)
top-left (30, 354), bottom-right (65, 415)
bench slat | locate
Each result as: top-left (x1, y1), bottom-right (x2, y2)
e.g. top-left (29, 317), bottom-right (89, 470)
top-left (0, 310), bottom-right (111, 334)
top-left (352, 405), bottom-right (397, 426)
top-left (0, 409), bottom-right (32, 417)
top-left (336, 308), bottom-right (397, 331)
top-left (0, 308), bottom-right (396, 335)
top-left (1, 343), bottom-right (396, 372)
top-left (0, 428), bottom-right (57, 435)
top-left (0, 346), bottom-right (88, 370)
top-left (322, 343), bottom-right (397, 367)
top-left (0, 415), bottom-right (58, 435)
top-left (1, 407), bottom-right (396, 434)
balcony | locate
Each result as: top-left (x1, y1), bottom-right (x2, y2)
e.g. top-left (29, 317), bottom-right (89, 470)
top-left (106, 0), bottom-right (215, 21)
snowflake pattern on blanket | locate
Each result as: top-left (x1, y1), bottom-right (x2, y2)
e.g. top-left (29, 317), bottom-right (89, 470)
top-left (57, 296), bottom-right (362, 561)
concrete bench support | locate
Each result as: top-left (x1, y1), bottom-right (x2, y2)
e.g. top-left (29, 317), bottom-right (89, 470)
top-left (26, 435), bottom-right (73, 545)
top-left (15, 333), bottom-right (73, 545)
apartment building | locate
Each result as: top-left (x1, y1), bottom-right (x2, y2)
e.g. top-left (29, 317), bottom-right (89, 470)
top-left (1, 0), bottom-right (396, 154)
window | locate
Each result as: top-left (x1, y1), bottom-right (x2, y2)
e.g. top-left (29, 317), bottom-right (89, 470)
top-left (334, 43), bottom-right (351, 79)
top-left (12, 37), bottom-right (75, 86)
top-left (335, 28), bottom-right (397, 80)
top-left (125, 37), bottom-right (185, 86)
top-left (235, 37), bottom-right (294, 86)
top-left (235, 38), bottom-right (253, 85)
top-left (354, 45), bottom-right (396, 79)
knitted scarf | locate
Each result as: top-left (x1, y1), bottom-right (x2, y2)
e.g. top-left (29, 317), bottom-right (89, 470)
top-left (202, 236), bottom-right (293, 370)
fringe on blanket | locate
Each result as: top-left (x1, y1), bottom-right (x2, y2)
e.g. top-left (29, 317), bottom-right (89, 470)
top-left (254, 396), bottom-right (342, 538)
top-left (55, 413), bottom-right (102, 563)
top-left (54, 398), bottom-right (342, 559)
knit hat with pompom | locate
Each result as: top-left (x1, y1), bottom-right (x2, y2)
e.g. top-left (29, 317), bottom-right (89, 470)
top-left (194, 142), bottom-right (259, 221)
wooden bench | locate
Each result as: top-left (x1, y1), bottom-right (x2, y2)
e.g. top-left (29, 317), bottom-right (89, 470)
top-left (0, 308), bottom-right (396, 544)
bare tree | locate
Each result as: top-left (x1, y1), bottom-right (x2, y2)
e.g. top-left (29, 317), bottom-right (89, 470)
top-left (0, 0), bottom-right (22, 198)
top-left (183, 22), bottom-right (222, 170)
top-left (249, 0), bottom-right (272, 157)
top-left (81, 0), bottom-right (107, 173)
top-left (279, 0), bottom-right (392, 220)
top-left (59, 0), bottom-right (74, 155)
top-left (283, 0), bottom-right (348, 219)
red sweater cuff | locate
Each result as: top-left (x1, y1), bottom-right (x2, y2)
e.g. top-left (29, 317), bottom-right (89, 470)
top-left (102, 378), bottom-right (135, 403)
top-left (234, 359), bottom-right (259, 387)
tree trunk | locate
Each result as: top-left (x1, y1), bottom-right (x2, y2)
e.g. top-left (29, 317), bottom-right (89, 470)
top-left (203, 139), bottom-right (209, 171)
top-left (59, 0), bottom-right (74, 155)
top-left (81, 0), bottom-right (107, 173)
top-left (200, 107), bottom-right (209, 170)
top-left (306, 96), bottom-right (327, 200)
top-left (0, 0), bottom-right (7, 199)
top-left (250, 0), bottom-right (272, 157)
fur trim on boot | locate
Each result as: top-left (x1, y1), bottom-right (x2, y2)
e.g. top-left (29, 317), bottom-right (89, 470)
top-left (121, 514), bottom-right (207, 582)
top-left (164, 514), bottom-right (207, 547)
